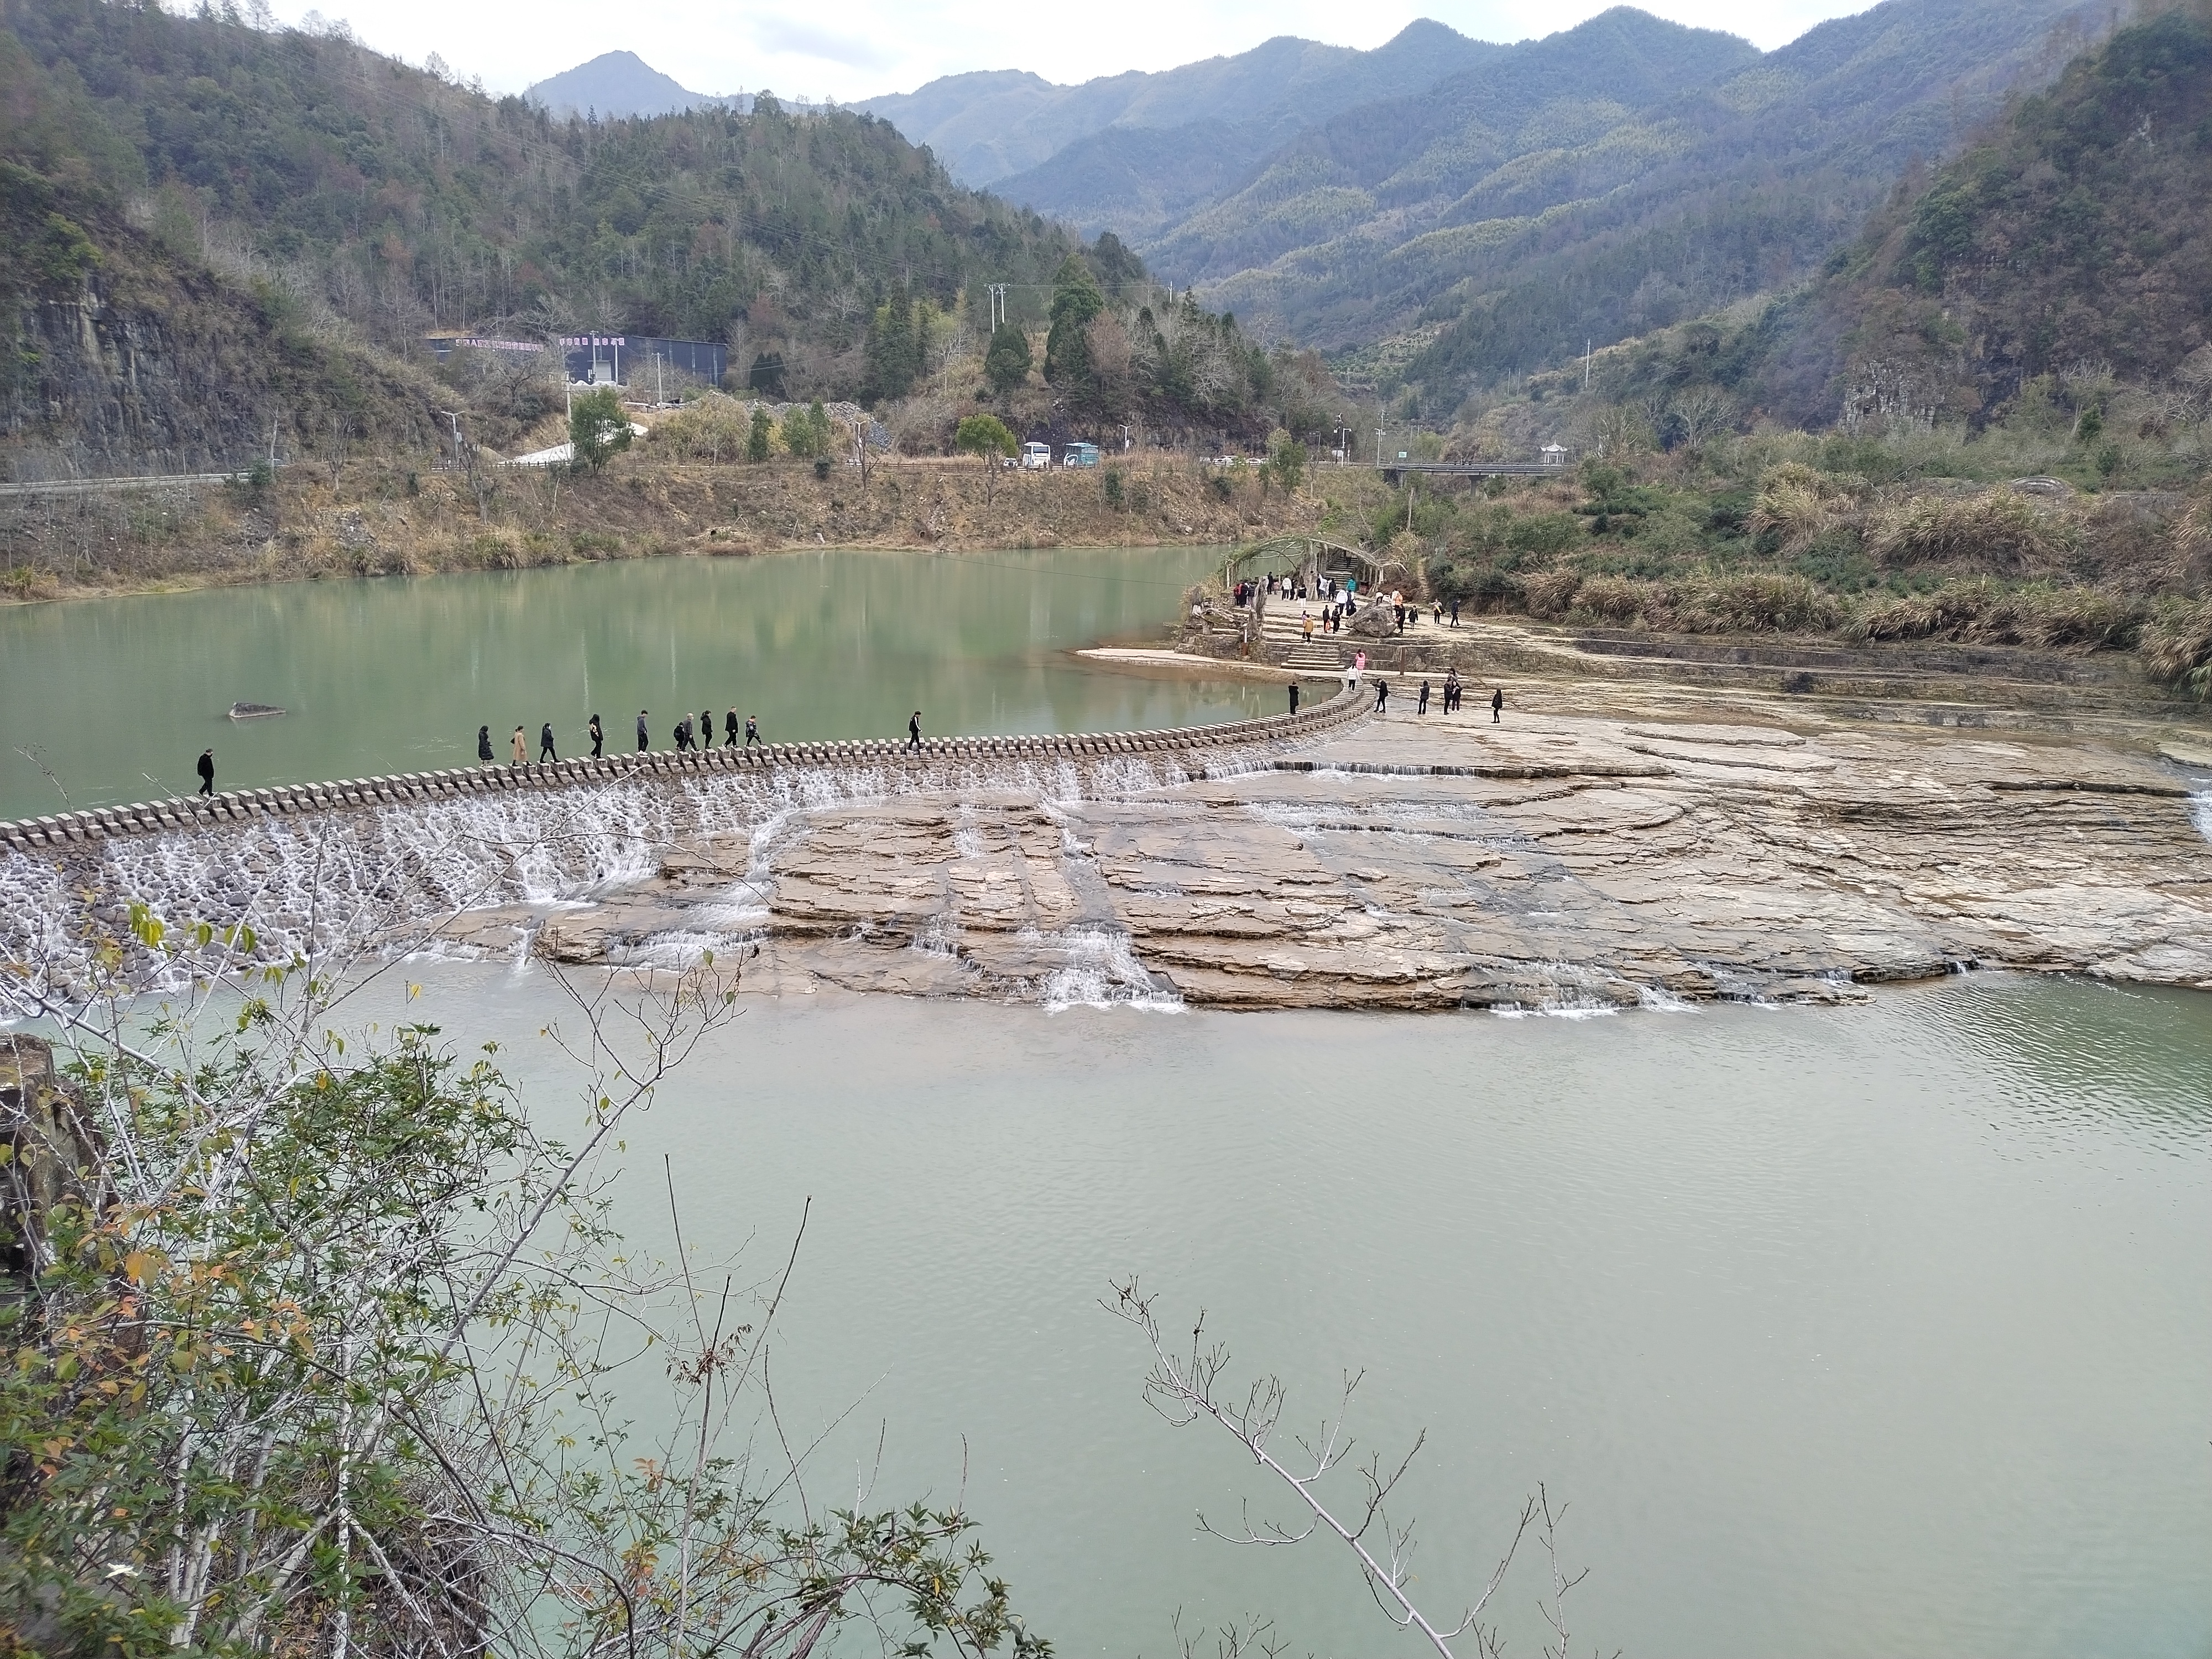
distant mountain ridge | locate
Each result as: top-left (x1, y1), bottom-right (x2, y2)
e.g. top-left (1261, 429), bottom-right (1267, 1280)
top-left (858, 0), bottom-right (2116, 400)
top-left (854, 20), bottom-right (1500, 188)
top-left (525, 50), bottom-right (733, 119)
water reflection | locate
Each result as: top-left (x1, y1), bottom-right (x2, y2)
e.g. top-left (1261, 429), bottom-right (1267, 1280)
top-left (0, 547), bottom-right (1265, 818)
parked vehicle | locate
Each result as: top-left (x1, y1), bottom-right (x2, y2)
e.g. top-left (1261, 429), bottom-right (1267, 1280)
top-left (1062, 442), bottom-right (1100, 468)
top-left (1019, 441), bottom-right (1053, 469)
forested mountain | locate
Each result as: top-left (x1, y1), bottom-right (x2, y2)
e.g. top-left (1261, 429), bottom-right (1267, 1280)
top-left (922, 0), bottom-right (2111, 408)
top-left (523, 51), bottom-right (727, 121)
top-left (855, 22), bottom-right (1499, 192)
top-left (1539, 2), bottom-right (2212, 434)
top-left (0, 0), bottom-right (1081, 469)
top-left (1808, 1), bottom-right (2212, 427)
top-left (1384, 0), bottom-right (2109, 404)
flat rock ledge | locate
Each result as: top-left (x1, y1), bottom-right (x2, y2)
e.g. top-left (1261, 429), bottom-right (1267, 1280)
top-left (521, 707), bottom-right (2212, 1009)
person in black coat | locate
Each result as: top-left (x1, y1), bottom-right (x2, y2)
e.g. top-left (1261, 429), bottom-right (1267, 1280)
top-left (636, 710), bottom-right (650, 752)
top-left (477, 726), bottom-right (495, 765)
top-left (588, 714), bottom-right (603, 758)
top-left (539, 722), bottom-right (558, 763)
top-left (196, 749), bottom-right (215, 795)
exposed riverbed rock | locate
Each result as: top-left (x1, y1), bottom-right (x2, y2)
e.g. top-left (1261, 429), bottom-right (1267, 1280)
top-left (527, 705), bottom-right (2212, 1009)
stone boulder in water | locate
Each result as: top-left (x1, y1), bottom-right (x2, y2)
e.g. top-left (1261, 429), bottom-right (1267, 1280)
top-left (227, 702), bottom-right (285, 720)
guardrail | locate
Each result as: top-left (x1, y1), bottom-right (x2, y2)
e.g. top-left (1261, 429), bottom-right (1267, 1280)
top-left (0, 473), bottom-right (242, 498)
top-left (1, 681), bottom-right (1370, 853)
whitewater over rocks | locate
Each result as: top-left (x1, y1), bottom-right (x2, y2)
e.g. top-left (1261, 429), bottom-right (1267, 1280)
top-left (3, 682), bottom-right (2210, 1012)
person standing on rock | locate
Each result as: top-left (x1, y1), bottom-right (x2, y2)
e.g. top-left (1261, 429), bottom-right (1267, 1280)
top-left (1288, 682), bottom-right (1300, 715)
top-left (1444, 668), bottom-right (1460, 713)
top-left (588, 714), bottom-right (603, 758)
top-left (196, 748), bottom-right (215, 796)
top-left (1491, 687), bottom-right (1505, 723)
top-left (908, 709), bottom-right (923, 751)
top-left (1417, 680), bottom-right (1430, 715)
top-left (724, 708), bottom-right (740, 747)
top-left (1302, 611), bottom-right (1314, 643)
top-left (540, 722), bottom-right (558, 764)
top-left (1373, 677), bottom-right (1390, 712)
top-left (701, 708), bottom-right (713, 751)
top-left (511, 726), bottom-right (527, 766)
top-left (745, 715), bottom-right (761, 748)
top-left (637, 710), bottom-right (650, 753)
top-left (478, 726), bottom-right (495, 765)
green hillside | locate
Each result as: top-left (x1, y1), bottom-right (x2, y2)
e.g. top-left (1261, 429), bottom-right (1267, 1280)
top-left (0, 0), bottom-right (1079, 439)
top-left (1812, 0), bottom-right (2212, 426)
top-left (1391, 0), bottom-right (2107, 401)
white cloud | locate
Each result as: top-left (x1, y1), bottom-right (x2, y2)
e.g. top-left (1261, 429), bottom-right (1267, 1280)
top-left (310, 0), bottom-right (1884, 102)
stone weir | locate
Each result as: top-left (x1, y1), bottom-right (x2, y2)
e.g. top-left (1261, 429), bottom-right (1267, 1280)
top-left (6, 680), bottom-right (2209, 1014)
top-left (0, 685), bottom-right (1369, 854)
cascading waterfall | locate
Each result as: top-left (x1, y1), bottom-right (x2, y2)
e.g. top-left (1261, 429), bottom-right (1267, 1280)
top-left (0, 749), bottom-right (1222, 1009)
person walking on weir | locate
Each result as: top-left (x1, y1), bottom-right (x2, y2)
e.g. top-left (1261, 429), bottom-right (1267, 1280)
top-left (478, 726), bottom-right (495, 765)
top-left (674, 714), bottom-right (692, 752)
top-left (745, 714), bottom-right (761, 748)
top-left (588, 714), bottom-right (603, 758)
top-left (510, 726), bottom-right (527, 766)
top-left (1417, 680), bottom-right (1430, 715)
top-left (539, 722), bottom-right (558, 764)
top-left (908, 709), bottom-right (923, 751)
top-left (724, 708), bottom-right (740, 747)
top-left (701, 708), bottom-right (713, 750)
top-left (637, 710), bottom-right (650, 753)
top-left (1445, 668), bottom-right (1460, 713)
top-left (196, 748), bottom-right (215, 796)
top-left (1373, 677), bottom-right (1390, 712)
top-left (1491, 687), bottom-right (1505, 723)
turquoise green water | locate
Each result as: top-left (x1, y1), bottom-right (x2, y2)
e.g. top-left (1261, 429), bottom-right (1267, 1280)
top-left (0, 547), bottom-right (1282, 820)
top-left (344, 966), bottom-right (2212, 1659)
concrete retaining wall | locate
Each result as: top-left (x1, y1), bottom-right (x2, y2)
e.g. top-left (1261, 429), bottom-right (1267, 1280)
top-left (0, 684), bottom-right (1369, 853)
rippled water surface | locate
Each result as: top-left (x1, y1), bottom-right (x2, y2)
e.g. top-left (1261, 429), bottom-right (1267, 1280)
top-left (354, 966), bottom-right (2212, 1659)
top-left (0, 547), bottom-right (1274, 820)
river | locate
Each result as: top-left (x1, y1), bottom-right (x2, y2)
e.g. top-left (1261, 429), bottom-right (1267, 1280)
top-left (4, 551), bottom-right (2208, 1655)
top-left (352, 963), bottom-right (2210, 1659)
top-left (0, 546), bottom-right (1271, 821)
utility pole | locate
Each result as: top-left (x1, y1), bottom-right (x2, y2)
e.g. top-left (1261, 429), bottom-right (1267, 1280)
top-left (1375, 426), bottom-right (1384, 468)
top-left (1584, 338), bottom-right (1592, 392)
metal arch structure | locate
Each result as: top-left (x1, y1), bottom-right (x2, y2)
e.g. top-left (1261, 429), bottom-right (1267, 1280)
top-left (1230, 534), bottom-right (1394, 582)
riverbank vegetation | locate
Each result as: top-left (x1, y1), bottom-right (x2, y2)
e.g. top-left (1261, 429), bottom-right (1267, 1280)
top-left (0, 452), bottom-right (1324, 601)
top-left (0, 921), bottom-right (1060, 1658)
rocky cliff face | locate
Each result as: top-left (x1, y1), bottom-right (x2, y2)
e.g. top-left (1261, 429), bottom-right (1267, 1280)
top-left (1, 168), bottom-right (444, 480)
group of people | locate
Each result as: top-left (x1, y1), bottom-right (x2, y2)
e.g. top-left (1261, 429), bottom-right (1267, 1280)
top-left (1345, 662), bottom-right (1505, 721)
top-left (472, 706), bottom-right (931, 765)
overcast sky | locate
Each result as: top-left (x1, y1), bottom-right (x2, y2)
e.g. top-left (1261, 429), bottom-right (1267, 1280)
top-left (295, 0), bottom-right (1884, 102)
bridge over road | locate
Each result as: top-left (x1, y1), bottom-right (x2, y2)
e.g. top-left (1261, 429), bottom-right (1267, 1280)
top-left (1378, 461), bottom-right (1569, 484)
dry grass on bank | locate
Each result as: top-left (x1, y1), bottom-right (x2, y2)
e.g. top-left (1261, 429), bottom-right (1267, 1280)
top-left (0, 451), bottom-right (1324, 601)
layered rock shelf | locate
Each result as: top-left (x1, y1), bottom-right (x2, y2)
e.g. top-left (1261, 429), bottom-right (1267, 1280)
top-left (515, 696), bottom-right (2212, 1006)
top-left (5, 678), bottom-right (2209, 1011)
